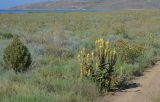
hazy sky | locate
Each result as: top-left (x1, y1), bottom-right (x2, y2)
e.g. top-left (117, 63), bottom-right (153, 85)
top-left (0, 0), bottom-right (58, 9)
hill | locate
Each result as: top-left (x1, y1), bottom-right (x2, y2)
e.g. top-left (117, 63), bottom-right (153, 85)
top-left (10, 0), bottom-right (160, 10)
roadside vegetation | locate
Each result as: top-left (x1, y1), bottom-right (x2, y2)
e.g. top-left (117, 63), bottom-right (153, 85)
top-left (0, 10), bottom-right (160, 102)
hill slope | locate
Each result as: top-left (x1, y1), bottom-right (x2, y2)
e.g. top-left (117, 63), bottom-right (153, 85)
top-left (10, 0), bottom-right (160, 10)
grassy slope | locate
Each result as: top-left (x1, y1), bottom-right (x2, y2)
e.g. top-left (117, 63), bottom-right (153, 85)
top-left (0, 10), bottom-right (160, 102)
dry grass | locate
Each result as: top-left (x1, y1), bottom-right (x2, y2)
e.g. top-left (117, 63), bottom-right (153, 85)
top-left (0, 10), bottom-right (160, 102)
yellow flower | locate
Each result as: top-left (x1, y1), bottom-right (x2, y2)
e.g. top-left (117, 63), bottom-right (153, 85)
top-left (100, 38), bottom-right (103, 42)
top-left (80, 66), bottom-right (83, 79)
top-left (113, 49), bottom-right (116, 55)
top-left (96, 63), bottom-right (99, 70)
top-left (82, 48), bottom-right (85, 52)
top-left (78, 54), bottom-right (80, 58)
top-left (95, 40), bottom-right (98, 45)
top-left (105, 49), bottom-right (107, 53)
top-left (91, 52), bottom-right (94, 56)
top-left (91, 52), bottom-right (94, 60)
top-left (88, 69), bottom-right (91, 76)
top-left (105, 41), bottom-right (109, 46)
top-left (80, 50), bottom-right (83, 54)
top-left (87, 53), bottom-right (90, 58)
top-left (105, 49), bottom-right (108, 56)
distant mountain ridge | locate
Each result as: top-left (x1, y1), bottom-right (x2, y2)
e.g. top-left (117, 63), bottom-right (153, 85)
top-left (10, 0), bottom-right (160, 10)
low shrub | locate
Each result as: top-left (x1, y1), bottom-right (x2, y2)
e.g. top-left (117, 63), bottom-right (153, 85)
top-left (125, 43), bottom-right (145, 64)
top-left (113, 22), bottom-right (129, 38)
top-left (3, 36), bottom-right (32, 72)
top-left (115, 40), bottom-right (145, 64)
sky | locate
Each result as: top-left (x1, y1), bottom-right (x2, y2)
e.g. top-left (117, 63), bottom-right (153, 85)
top-left (0, 0), bottom-right (58, 9)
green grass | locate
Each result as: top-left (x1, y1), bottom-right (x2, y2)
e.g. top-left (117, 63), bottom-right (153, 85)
top-left (0, 10), bottom-right (160, 102)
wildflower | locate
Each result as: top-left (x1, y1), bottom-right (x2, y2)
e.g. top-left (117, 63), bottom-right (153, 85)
top-left (100, 38), bottom-right (103, 42)
top-left (113, 49), bottom-right (116, 55)
top-left (80, 50), bottom-right (83, 54)
top-left (105, 41), bottom-right (109, 46)
top-left (91, 52), bottom-right (94, 60)
top-left (96, 63), bottom-right (99, 70)
top-left (87, 53), bottom-right (90, 58)
top-left (78, 54), bottom-right (80, 58)
top-left (88, 69), bottom-right (91, 76)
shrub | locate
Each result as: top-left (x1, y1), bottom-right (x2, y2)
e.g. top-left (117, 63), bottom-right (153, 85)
top-left (78, 38), bottom-right (117, 92)
top-left (3, 36), bottom-right (32, 72)
top-left (125, 44), bottom-right (145, 64)
top-left (115, 40), bottom-right (145, 64)
top-left (94, 39), bottom-right (117, 92)
top-left (113, 22), bottom-right (128, 38)
top-left (115, 39), bottom-right (129, 61)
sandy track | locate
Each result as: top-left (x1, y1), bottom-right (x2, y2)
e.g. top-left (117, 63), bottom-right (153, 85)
top-left (102, 61), bottom-right (160, 102)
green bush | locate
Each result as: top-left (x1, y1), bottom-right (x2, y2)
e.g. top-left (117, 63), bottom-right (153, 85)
top-left (3, 36), bottom-right (32, 72)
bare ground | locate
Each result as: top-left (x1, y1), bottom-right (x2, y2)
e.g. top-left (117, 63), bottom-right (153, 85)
top-left (101, 61), bottom-right (160, 102)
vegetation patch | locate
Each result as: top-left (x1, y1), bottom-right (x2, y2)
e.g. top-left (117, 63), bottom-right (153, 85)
top-left (0, 10), bottom-right (159, 101)
top-left (0, 32), bottom-right (13, 39)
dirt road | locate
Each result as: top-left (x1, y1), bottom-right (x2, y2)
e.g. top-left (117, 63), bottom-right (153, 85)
top-left (102, 61), bottom-right (160, 102)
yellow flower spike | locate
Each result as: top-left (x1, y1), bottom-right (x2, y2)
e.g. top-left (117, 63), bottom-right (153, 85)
top-left (87, 53), bottom-right (90, 58)
top-left (96, 40), bottom-right (99, 45)
top-left (78, 54), bottom-right (80, 58)
top-left (91, 52), bottom-right (94, 60)
top-left (86, 53), bottom-right (90, 62)
top-left (105, 41), bottom-right (109, 46)
top-left (97, 39), bottom-right (99, 43)
top-left (88, 69), bottom-right (91, 76)
top-left (96, 63), bottom-right (99, 70)
top-left (84, 68), bottom-right (87, 75)
top-left (80, 50), bottom-right (83, 55)
top-left (104, 49), bottom-right (107, 57)
top-left (100, 38), bottom-right (103, 42)
top-left (113, 49), bottom-right (116, 55)
top-left (91, 52), bottom-right (94, 56)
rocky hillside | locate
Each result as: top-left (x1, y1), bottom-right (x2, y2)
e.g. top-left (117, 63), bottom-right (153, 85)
top-left (10, 0), bottom-right (160, 10)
